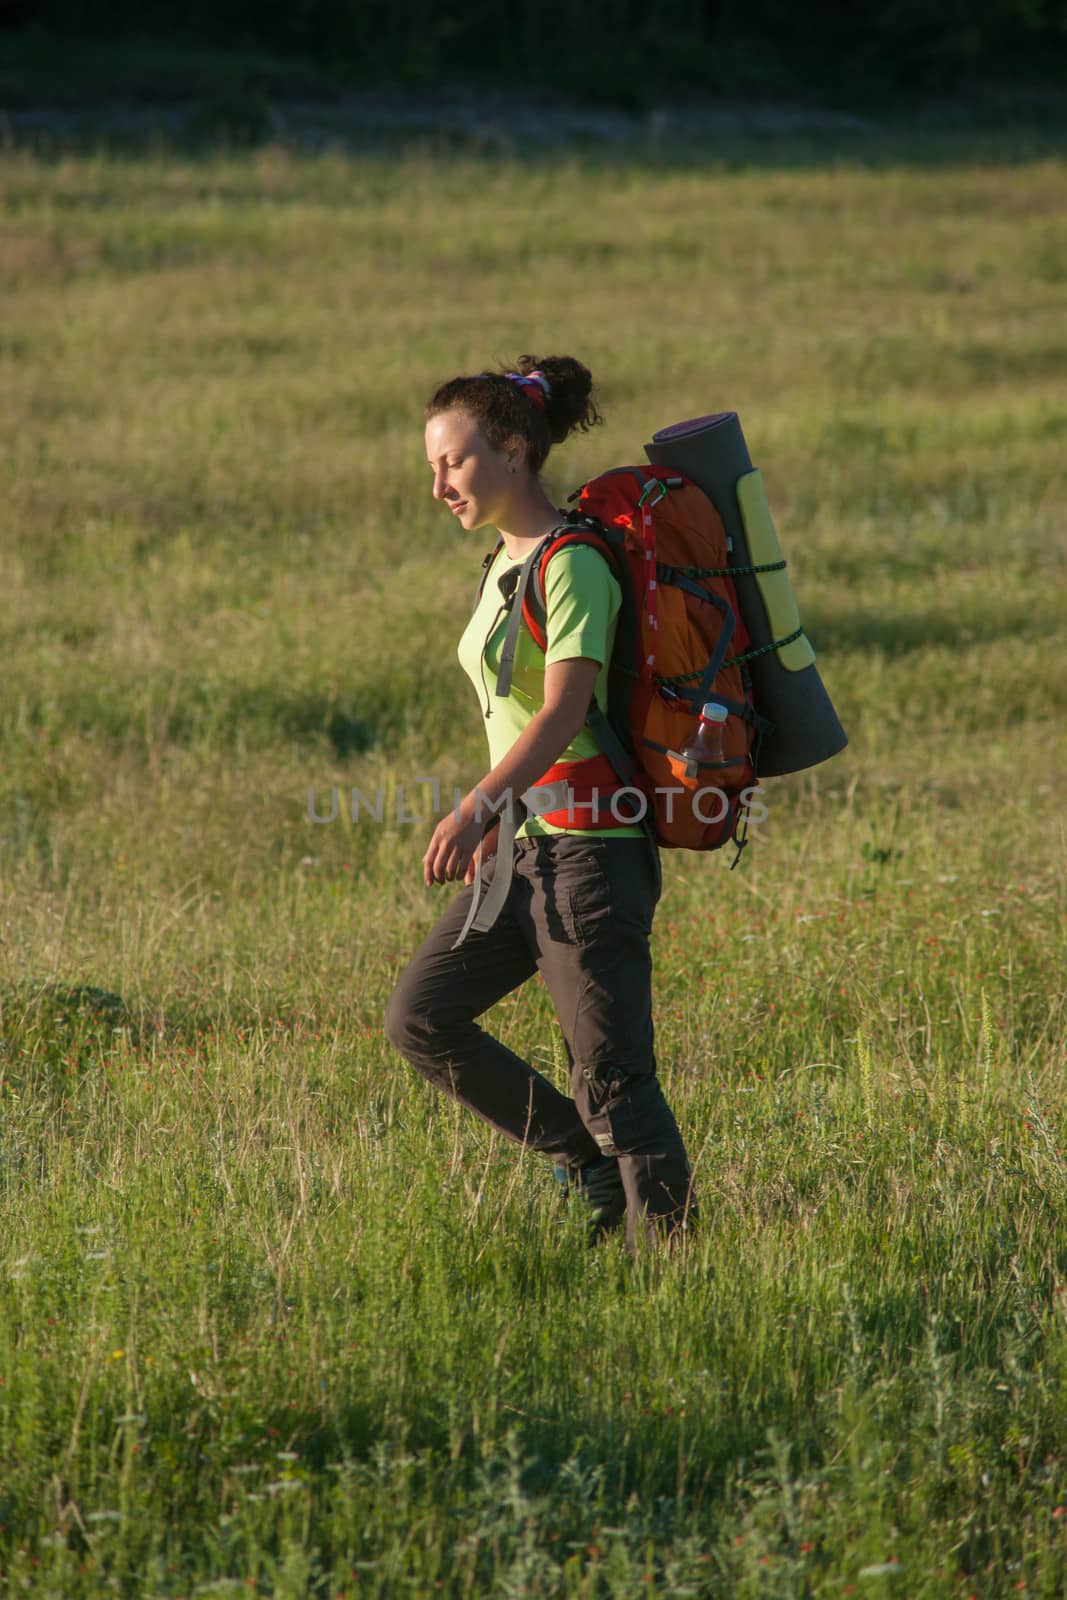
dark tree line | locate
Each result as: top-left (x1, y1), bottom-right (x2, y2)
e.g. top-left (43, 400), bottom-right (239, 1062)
top-left (4, 1), bottom-right (1065, 100)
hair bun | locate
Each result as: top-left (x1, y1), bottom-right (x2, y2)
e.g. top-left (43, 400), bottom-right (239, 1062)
top-left (425, 355), bottom-right (602, 475)
top-left (512, 354), bottom-right (602, 445)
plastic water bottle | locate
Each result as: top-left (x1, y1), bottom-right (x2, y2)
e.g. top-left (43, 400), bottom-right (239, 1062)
top-left (669, 701), bottom-right (728, 783)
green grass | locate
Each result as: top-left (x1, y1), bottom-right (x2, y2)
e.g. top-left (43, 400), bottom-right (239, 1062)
top-left (1, 134), bottom-right (1066, 1597)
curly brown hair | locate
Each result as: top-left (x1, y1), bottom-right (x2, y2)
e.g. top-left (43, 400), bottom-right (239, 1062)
top-left (425, 354), bottom-right (602, 474)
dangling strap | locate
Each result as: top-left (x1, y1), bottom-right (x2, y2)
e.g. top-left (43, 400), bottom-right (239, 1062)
top-left (450, 797), bottom-right (527, 951)
top-left (586, 701), bottom-right (643, 795)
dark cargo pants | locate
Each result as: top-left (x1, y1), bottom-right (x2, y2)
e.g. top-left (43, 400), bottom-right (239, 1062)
top-left (384, 833), bottom-right (697, 1249)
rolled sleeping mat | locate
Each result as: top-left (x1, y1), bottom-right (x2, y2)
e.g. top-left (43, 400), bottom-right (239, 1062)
top-left (645, 411), bottom-right (847, 778)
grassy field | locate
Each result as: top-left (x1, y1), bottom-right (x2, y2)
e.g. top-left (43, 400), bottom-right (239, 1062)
top-left (1, 128), bottom-right (1066, 1597)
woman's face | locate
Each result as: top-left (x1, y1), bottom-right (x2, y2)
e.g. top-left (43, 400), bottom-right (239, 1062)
top-left (425, 408), bottom-right (521, 533)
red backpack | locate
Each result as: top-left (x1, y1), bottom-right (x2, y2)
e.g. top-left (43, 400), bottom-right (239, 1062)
top-left (479, 466), bottom-right (772, 858)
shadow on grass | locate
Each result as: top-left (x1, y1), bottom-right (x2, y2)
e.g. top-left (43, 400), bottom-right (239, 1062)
top-left (8, 675), bottom-right (421, 761)
top-left (12, 117), bottom-right (1067, 176)
top-left (150, 683), bottom-right (382, 760)
top-left (0, 982), bottom-right (131, 1092)
top-left (0, 981), bottom-right (322, 1099)
top-left (802, 591), bottom-right (1054, 658)
top-left (4, 35), bottom-right (1065, 175)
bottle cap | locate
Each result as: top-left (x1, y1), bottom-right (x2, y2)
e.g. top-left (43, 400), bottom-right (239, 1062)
top-left (699, 701), bottom-right (728, 723)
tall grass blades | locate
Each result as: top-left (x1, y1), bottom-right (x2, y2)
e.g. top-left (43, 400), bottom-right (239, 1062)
top-left (1, 132), bottom-right (1066, 1596)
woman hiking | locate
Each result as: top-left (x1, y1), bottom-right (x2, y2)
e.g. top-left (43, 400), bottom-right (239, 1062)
top-left (384, 355), bottom-right (698, 1252)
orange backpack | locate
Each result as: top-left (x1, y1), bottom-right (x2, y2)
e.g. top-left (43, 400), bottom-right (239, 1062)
top-left (481, 466), bottom-right (773, 858)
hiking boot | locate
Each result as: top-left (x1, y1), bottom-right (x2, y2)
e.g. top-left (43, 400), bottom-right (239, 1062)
top-left (553, 1155), bottom-right (627, 1240)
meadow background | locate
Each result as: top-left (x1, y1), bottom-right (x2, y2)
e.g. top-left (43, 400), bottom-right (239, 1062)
top-left (1, 117), bottom-right (1066, 1598)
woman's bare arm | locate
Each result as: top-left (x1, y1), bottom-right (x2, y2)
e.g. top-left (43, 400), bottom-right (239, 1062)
top-left (423, 656), bottom-right (602, 885)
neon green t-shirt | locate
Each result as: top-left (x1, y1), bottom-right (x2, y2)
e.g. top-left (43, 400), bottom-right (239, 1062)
top-left (457, 540), bottom-right (643, 839)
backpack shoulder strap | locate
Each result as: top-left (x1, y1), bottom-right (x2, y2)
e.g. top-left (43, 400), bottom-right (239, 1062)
top-left (491, 520), bottom-right (622, 699)
top-left (522, 520), bottom-right (622, 653)
top-left (492, 531), bottom-right (557, 700)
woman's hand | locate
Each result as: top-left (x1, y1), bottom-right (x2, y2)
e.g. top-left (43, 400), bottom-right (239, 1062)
top-left (423, 808), bottom-right (499, 887)
top-left (464, 820), bottom-right (500, 886)
top-left (420, 657), bottom-right (598, 889)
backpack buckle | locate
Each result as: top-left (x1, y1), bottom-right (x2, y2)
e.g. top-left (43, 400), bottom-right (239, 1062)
top-left (637, 477), bottom-right (667, 510)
